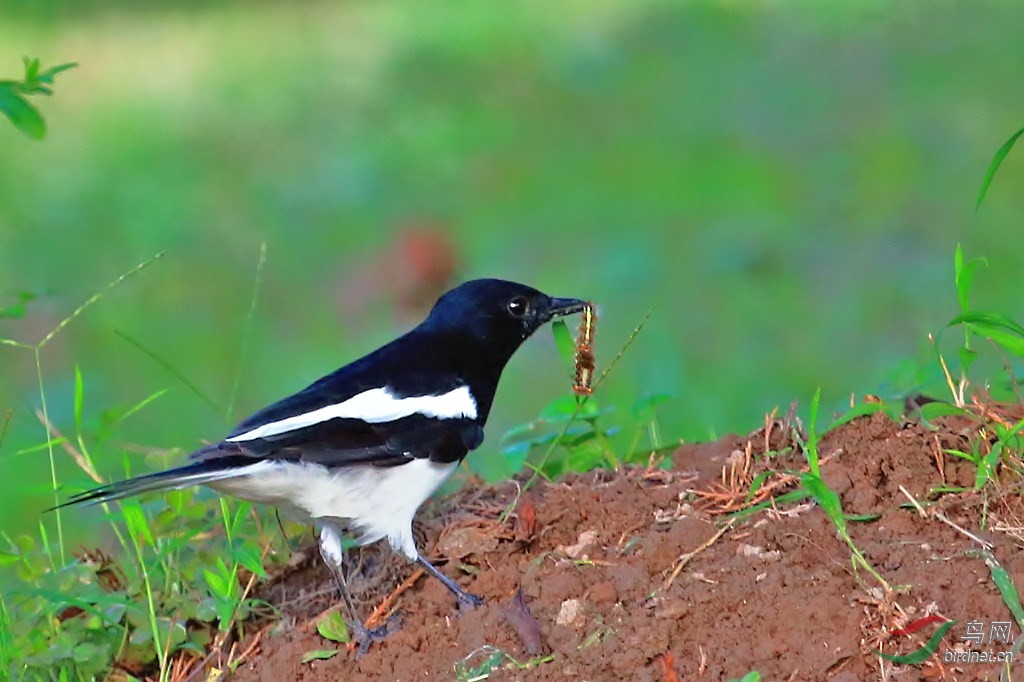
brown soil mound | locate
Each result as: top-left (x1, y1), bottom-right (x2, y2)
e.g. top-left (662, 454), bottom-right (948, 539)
top-left (222, 411), bottom-right (1024, 681)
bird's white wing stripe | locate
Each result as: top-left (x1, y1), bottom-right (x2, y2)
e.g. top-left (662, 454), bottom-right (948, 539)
top-left (226, 386), bottom-right (477, 442)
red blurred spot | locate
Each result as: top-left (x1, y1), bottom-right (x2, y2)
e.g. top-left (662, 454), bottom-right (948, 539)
top-left (336, 221), bottom-right (459, 323)
top-left (392, 223), bottom-right (459, 313)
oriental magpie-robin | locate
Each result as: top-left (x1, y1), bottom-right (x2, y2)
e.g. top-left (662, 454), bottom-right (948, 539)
top-left (56, 278), bottom-right (586, 649)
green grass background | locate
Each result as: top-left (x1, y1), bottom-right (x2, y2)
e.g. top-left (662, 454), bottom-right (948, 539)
top-left (1, 0), bottom-right (1023, 537)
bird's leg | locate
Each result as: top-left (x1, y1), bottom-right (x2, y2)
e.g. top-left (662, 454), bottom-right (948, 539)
top-left (319, 525), bottom-right (396, 654)
top-left (417, 555), bottom-right (485, 608)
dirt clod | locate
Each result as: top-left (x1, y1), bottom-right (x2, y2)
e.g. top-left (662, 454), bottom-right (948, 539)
top-left (504, 587), bottom-right (544, 655)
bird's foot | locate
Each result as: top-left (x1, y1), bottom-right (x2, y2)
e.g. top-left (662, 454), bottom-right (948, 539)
top-left (456, 589), bottom-right (485, 609)
top-left (352, 613), bottom-right (402, 657)
top-left (417, 556), bottom-right (485, 610)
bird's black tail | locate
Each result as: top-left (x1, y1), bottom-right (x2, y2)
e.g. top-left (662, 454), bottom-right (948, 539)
top-left (49, 456), bottom-right (253, 511)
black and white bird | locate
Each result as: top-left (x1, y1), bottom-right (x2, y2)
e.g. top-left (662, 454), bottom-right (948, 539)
top-left (56, 278), bottom-right (586, 649)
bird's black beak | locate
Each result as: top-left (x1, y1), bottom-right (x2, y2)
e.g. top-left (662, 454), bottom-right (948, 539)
top-left (543, 297), bottom-right (588, 321)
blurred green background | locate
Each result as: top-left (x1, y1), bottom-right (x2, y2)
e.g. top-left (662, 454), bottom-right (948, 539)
top-left (1, 0), bottom-right (1022, 536)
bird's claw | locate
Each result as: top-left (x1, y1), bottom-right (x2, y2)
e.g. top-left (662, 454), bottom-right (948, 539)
top-left (352, 613), bottom-right (402, 657)
top-left (457, 591), bottom-right (485, 609)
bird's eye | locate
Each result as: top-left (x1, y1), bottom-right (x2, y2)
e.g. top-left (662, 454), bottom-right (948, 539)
top-left (507, 296), bottom-right (530, 318)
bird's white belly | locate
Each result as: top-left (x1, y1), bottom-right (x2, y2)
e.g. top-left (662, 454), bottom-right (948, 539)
top-left (209, 459), bottom-right (457, 559)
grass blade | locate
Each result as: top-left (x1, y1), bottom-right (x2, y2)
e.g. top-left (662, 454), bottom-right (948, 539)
top-left (115, 329), bottom-right (220, 414)
top-left (226, 242), bottom-right (267, 423)
top-left (806, 388), bottom-right (822, 477)
top-left (984, 551), bottom-right (1024, 631)
top-left (0, 409), bottom-right (12, 451)
top-left (953, 244), bottom-right (987, 312)
top-left (976, 126), bottom-right (1024, 210)
top-left (39, 251), bottom-right (165, 348)
top-left (872, 619), bottom-right (957, 664)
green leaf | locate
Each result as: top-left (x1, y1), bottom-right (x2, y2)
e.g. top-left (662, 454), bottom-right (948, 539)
top-left (231, 541), bottom-right (267, 579)
top-left (745, 471), bottom-right (772, 502)
top-left (13, 438), bottom-right (67, 456)
top-left (540, 394), bottom-right (603, 420)
top-left (501, 441), bottom-right (532, 472)
top-left (74, 365), bottom-right (85, 434)
top-left (22, 56), bottom-right (40, 82)
top-left (730, 674), bottom-right (761, 682)
top-left (0, 86), bottom-right (45, 139)
top-left (154, 617), bottom-right (187, 647)
top-left (918, 401), bottom-right (968, 430)
top-left (214, 595), bottom-right (236, 626)
top-left (947, 309), bottom-right (1024, 359)
top-left (129, 624), bottom-right (153, 646)
top-left (631, 393), bottom-right (671, 420)
top-left (944, 447), bottom-right (979, 464)
top-left (826, 401), bottom-right (897, 432)
top-left (966, 324), bottom-right (1024, 357)
top-left (801, 473), bottom-right (846, 534)
top-left (36, 62), bottom-right (78, 85)
top-left (551, 319), bottom-right (576, 375)
top-left (0, 291), bottom-right (37, 318)
top-left (230, 500), bottom-right (251, 536)
top-left (976, 126), bottom-right (1024, 210)
top-left (316, 611), bottom-right (350, 643)
top-left (976, 417), bottom-right (1024, 489)
top-left (953, 245), bottom-right (987, 311)
top-left (957, 345), bottom-right (977, 375)
top-left (872, 619), bottom-right (957, 664)
top-left (729, 488), bottom-right (812, 519)
top-left (110, 388), bottom-right (170, 433)
top-left (72, 642), bottom-right (100, 663)
top-left (164, 488), bottom-right (190, 513)
top-left (805, 388), bottom-right (822, 477)
top-left (301, 648), bottom-right (338, 663)
top-left (984, 551), bottom-right (1024, 631)
top-left (121, 503), bottom-right (155, 547)
top-left (202, 569), bottom-right (228, 598)
top-left (917, 402), bottom-right (966, 421)
top-left (14, 533), bottom-right (35, 553)
top-left (565, 440), bottom-right (606, 470)
top-left (195, 598), bottom-right (218, 622)
top-left (950, 311), bottom-right (1024, 342)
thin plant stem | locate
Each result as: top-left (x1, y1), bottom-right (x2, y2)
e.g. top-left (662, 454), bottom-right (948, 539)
top-left (226, 242), bottom-right (268, 423)
top-left (134, 532), bottom-right (167, 674)
top-left (504, 308), bottom-right (654, 519)
top-left (38, 252), bottom-right (165, 349)
top-left (0, 409), bottom-right (12, 450)
top-left (9, 252), bottom-right (166, 568)
top-left (36, 347), bottom-right (64, 566)
top-left (114, 330), bottom-right (221, 414)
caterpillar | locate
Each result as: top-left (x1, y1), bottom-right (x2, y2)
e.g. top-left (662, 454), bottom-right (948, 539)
top-left (573, 302), bottom-right (597, 396)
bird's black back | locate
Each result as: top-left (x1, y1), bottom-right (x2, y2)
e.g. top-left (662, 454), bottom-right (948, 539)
top-left (191, 279), bottom-right (552, 469)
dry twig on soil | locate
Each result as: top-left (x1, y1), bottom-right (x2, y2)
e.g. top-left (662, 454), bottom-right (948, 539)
top-left (662, 519), bottom-right (736, 590)
top-left (365, 567), bottom-right (425, 630)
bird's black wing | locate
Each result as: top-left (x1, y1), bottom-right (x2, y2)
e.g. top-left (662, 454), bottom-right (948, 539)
top-left (191, 412), bottom-right (484, 468)
top-left (56, 399), bottom-right (483, 509)
top-left (188, 366), bottom-right (485, 468)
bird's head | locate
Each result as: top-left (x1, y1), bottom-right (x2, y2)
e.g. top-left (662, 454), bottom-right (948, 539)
top-left (423, 279), bottom-right (587, 358)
